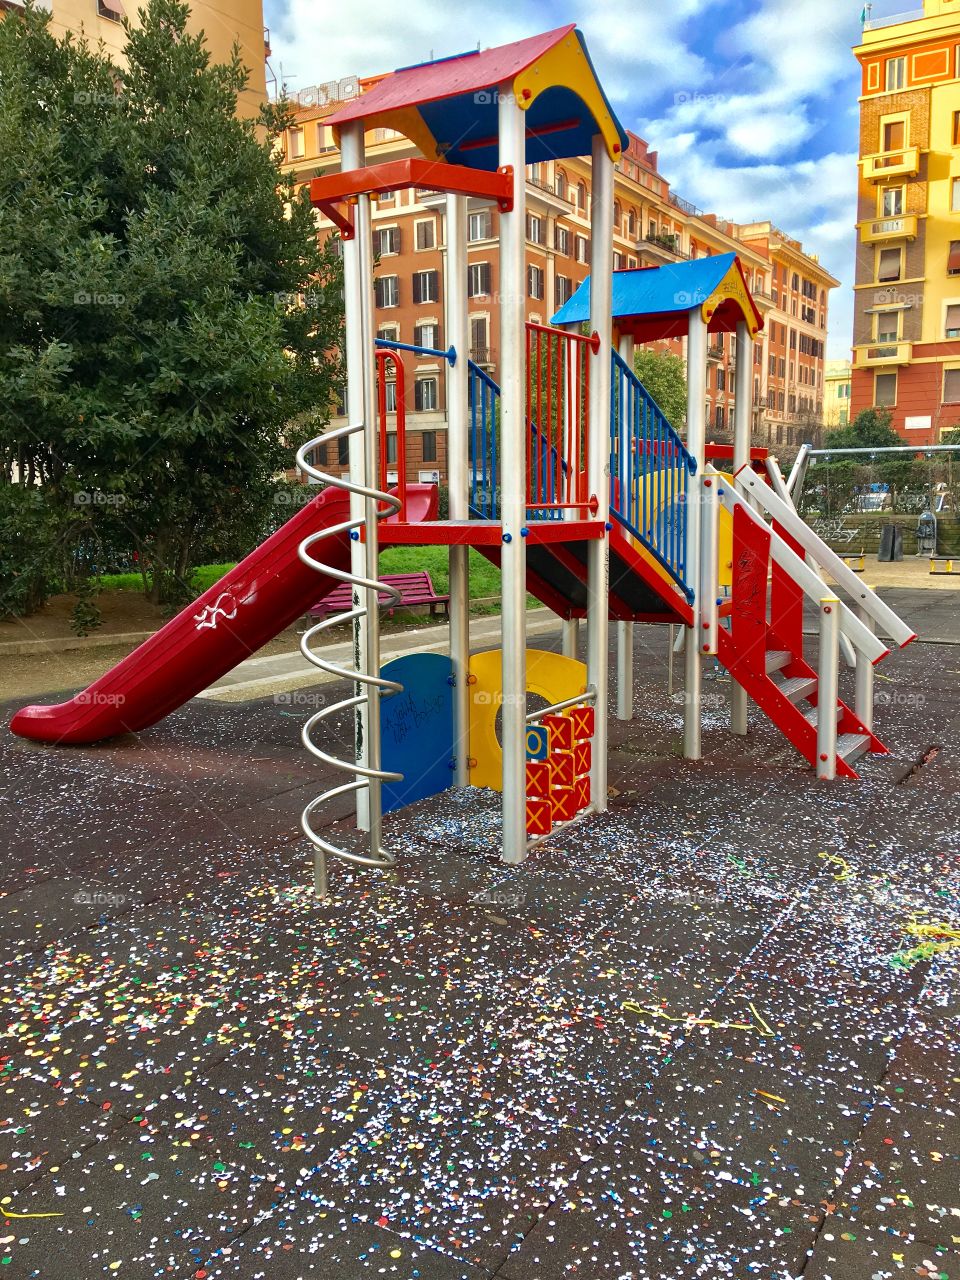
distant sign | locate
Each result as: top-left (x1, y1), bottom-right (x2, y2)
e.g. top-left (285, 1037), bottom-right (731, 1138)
top-left (905, 415), bottom-right (932, 431)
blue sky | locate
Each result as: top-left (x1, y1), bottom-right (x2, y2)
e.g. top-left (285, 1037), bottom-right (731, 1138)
top-left (263, 0), bottom-right (909, 359)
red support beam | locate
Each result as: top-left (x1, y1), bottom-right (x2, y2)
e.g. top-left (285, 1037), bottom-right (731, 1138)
top-left (310, 158), bottom-right (513, 240)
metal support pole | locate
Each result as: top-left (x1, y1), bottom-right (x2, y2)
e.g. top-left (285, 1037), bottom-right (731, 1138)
top-left (588, 134), bottom-right (614, 809)
top-left (817, 597), bottom-right (840, 780)
top-left (340, 122), bottom-right (374, 831)
top-left (498, 92), bottom-right (528, 864)
top-left (699, 473), bottom-right (719, 657)
top-left (731, 318), bottom-right (753, 737)
top-left (562, 618), bottom-right (579, 659)
top-left (616, 332), bottom-right (635, 722)
top-left (683, 310), bottom-right (708, 760)
top-left (855, 597), bottom-right (876, 731)
top-left (445, 193), bottom-right (470, 786)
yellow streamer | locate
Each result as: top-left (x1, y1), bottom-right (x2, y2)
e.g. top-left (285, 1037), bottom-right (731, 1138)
top-left (818, 852), bottom-right (854, 881)
top-left (622, 1001), bottom-right (774, 1037)
top-left (2, 1210), bottom-right (64, 1219)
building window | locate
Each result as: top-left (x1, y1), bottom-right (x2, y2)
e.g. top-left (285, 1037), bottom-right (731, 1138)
top-left (556, 275), bottom-right (572, 306)
top-left (880, 186), bottom-right (904, 217)
top-left (882, 118), bottom-right (905, 154)
top-left (875, 372), bottom-right (897, 407)
top-left (575, 235), bottom-right (589, 264)
top-left (528, 264), bottom-right (544, 300)
top-left (386, 432), bottom-right (398, 464)
top-left (376, 324), bottom-right (399, 343)
top-left (470, 315), bottom-right (489, 359)
top-left (953, 111), bottom-right (960, 147)
top-left (421, 430), bottom-right (437, 462)
top-left (337, 434), bottom-right (350, 465)
top-left (627, 208), bottom-right (637, 237)
top-left (950, 242), bottom-right (960, 275)
top-left (555, 169), bottom-right (567, 200)
top-left (414, 321), bottom-right (439, 350)
top-left (287, 127), bottom-right (304, 159)
top-left (415, 378), bottom-right (438, 412)
top-left (384, 382), bottom-right (397, 413)
top-left (415, 219), bottom-right (435, 251)
top-left (875, 311), bottom-right (899, 343)
top-left (468, 210), bottom-right (492, 242)
top-left (468, 262), bottom-right (492, 298)
top-left (715, 405), bottom-right (725, 431)
top-left (877, 247), bottom-right (902, 282)
top-left (526, 213), bottom-right (544, 245)
top-left (374, 226), bottom-right (401, 256)
top-left (576, 181), bottom-right (586, 211)
top-left (374, 275), bottom-right (399, 308)
top-left (946, 304), bottom-right (960, 338)
top-left (413, 270), bottom-right (439, 304)
top-left (885, 57), bottom-right (905, 92)
top-left (555, 225), bottom-right (571, 256)
top-left (613, 201), bottom-right (622, 230)
top-left (613, 251), bottom-right (624, 270)
top-left (716, 367), bottom-right (726, 391)
top-left (944, 368), bottom-right (960, 402)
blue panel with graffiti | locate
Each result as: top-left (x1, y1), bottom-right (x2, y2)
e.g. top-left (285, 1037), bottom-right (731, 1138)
top-left (380, 652), bottom-right (456, 815)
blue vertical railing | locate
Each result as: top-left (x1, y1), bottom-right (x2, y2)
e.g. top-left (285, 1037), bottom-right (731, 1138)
top-left (610, 349), bottom-right (697, 598)
top-left (468, 359), bottom-right (500, 520)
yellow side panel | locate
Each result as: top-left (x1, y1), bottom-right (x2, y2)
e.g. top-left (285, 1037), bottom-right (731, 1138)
top-left (468, 649), bottom-right (588, 792)
top-left (512, 32), bottom-right (624, 162)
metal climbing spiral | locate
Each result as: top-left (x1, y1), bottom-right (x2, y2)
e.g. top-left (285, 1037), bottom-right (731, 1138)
top-left (295, 422), bottom-right (402, 899)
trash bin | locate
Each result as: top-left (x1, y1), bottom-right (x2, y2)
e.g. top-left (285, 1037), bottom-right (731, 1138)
top-left (878, 523), bottom-right (904, 562)
top-left (917, 510), bottom-right (937, 556)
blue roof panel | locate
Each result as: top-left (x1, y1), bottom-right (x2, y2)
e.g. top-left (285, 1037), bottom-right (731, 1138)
top-left (552, 254), bottom-right (739, 326)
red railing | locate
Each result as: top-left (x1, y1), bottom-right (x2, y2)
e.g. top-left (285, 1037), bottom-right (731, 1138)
top-left (376, 348), bottom-right (407, 520)
top-left (525, 322), bottom-right (600, 518)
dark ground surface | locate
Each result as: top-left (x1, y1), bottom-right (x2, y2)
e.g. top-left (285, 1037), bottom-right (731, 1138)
top-left (0, 586), bottom-right (958, 1279)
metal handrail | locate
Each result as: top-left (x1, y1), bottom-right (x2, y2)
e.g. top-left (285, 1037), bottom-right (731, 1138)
top-left (526, 688), bottom-right (597, 723)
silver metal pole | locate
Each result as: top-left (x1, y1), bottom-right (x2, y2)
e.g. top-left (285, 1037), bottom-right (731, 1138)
top-left (684, 310), bottom-right (708, 760)
top-left (668, 623), bottom-right (676, 696)
top-left (498, 91), bottom-right (528, 864)
top-left (588, 134), bottom-right (614, 810)
top-left (616, 332), bottom-right (635, 722)
top-left (730, 318), bottom-right (753, 737)
top-left (786, 442), bottom-right (812, 497)
top-left (855, 597), bottom-right (876, 731)
top-left (445, 193), bottom-right (470, 786)
top-left (340, 122), bottom-right (373, 832)
top-left (562, 617), bottom-right (580, 659)
top-left (817, 597), bottom-right (840, 780)
top-left (807, 444), bottom-right (960, 456)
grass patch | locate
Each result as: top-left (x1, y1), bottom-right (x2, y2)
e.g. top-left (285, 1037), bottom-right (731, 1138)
top-left (98, 563), bottom-right (236, 594)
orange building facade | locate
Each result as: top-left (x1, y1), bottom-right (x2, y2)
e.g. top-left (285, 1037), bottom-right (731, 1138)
top-left (852, 0), bottom-right (960, 440)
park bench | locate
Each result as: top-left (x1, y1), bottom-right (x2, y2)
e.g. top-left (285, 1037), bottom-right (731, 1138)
top-left (306, 571), bottom-right (449, 622)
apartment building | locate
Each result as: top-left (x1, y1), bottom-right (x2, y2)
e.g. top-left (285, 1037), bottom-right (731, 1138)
top-left (824, 360), bottom-right (854, 429)
top-left (852, 0), bottom-right (960, 441)
top-left (0, 0), bottom-right (269, 114)
top-left (282, 79), bottom-right (837, 483)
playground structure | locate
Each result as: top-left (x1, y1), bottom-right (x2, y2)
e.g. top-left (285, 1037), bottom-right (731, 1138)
top-left (8, 25), bottom-right (917, 899)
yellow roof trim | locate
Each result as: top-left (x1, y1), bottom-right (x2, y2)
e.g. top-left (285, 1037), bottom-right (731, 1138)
top-left (701, 264), bottom-right (761, 338)
top-left (333, 106), bottom-right (440, 160)
top-left (512, 31), bottom-right (623, 163)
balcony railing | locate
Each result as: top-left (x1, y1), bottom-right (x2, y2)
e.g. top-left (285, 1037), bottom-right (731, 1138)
top-left (854, 341), bottom-right (912, 367)
top-left (470, 346), bottom-right (496, 366)
top-left (859, 214), bottom-right (918, 244)
top-left (864, 8), bottom-right (923, 30)
top-left (862, 147), bottom-right (921, 181)
top-left (527, 176), bottom-right (574, 205)
top-left (639, 233), bottom-right (691, 262)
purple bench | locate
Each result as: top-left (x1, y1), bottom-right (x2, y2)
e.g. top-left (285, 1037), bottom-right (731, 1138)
top-left (307, 571), bottom-right (449, 621)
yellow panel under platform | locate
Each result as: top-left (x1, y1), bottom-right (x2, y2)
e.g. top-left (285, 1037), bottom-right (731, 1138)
top-left (468, 648), bottom-right (588, 792)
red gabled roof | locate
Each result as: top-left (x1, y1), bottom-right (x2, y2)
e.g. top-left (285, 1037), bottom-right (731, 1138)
top-left (327, 27), bottom-right (575, 126)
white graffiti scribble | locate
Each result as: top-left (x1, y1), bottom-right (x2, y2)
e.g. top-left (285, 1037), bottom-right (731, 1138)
top-left (194, 591), bottom-right (238, 631)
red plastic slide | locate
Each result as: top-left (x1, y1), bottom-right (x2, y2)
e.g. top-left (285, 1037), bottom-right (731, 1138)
top-left (10, 484), bottom-right (438, 746)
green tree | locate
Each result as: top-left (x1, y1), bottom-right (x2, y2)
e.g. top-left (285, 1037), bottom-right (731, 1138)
top-left (0, 0), bottom-right (343, 607)
top-left (809, 407), bottom-right (923, 515)
top-left (633, 347), bottom-right (686, 433)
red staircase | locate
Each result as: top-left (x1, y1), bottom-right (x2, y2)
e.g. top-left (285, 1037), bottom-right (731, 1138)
top-left (717, 502), bottom-right (887, 778)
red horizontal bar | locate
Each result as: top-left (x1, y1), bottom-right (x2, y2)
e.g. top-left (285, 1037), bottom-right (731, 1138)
top-left (459, 117), bottom-right (582, 153)
top-left (311, 158), bottom-right (514, 238)
top-left (525, 320), bottom-right (600, 353)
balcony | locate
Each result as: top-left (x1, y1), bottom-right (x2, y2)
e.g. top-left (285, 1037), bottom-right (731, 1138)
top-left (854, 341), bottom-right (912, 367)
top-left (637, 232), bottom-right (690, 267)
top-left (526, 176), bottom-right (576, 214)
top-left (859, 214), bottom-right (918, 244)
top-left (470, 346), bottom-right (496, 368)
top-left (861, 146), bottom-right (921, 181)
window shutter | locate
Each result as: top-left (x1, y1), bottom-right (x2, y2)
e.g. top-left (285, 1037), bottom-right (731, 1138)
top-left (946, 305), bottom-right (960, 336)
top-left (949, 243), bottom-right (960, 274)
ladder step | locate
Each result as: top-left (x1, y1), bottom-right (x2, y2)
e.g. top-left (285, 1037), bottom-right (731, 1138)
top-left (803, 703), bottom-right (843, 727)
top-left (837, 732), bottom-right (872, 764)
top-left (777, 675), bottom-right (818, 703)
top-left (765, 650), bottom-right (792, 673)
